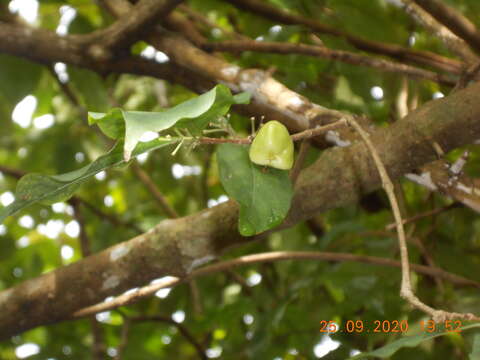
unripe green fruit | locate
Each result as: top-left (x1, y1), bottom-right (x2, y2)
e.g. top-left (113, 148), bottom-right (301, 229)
top-left (249, 120), bottom-right (294, 170)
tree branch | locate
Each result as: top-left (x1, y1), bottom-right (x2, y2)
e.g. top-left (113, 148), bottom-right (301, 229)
top-left (385, 202), bottom-right (461, 230)
top-left (346, 116), bottom-right (463, 322)
top-left (2, 81), bottom-right (480, 338)
top-left (72, 250), bottom-right (480, 318)
top-left (0, 22), bottom-right (87, 66)
top-left (130, 316), bottom-right (207, 360)
top-left (1, 14), bottom-right (342, 137)
top-left (400, 0), bottom-right (478, 64)
top-left (412, 0), bottom-right (480, 53)
top-left (87, 0), bottom-right (184, 60)
top-left (223, 0), bottom-right (464, 74)
top-left (71, 199), bottom-right (106, 360)
top-left (204, 40), bottom-right (456, 86)
top-left (131, 162), bottom-right (179, 218)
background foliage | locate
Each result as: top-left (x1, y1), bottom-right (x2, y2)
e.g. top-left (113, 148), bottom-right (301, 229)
top-left (1, 0), bottom-right (480, 359)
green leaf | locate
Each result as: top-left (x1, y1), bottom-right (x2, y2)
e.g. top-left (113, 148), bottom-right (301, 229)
top-left (88, 85), bottom-right (251, 161)
top-left (177, 84), bottom-right (250, 134)
top-left (350, 323), bottom-right (480, 359)
top-left (217, 143), bottom-right (293, 236)
top-left (0, 138), bottom-right (175, 224)
top-left (88, 108), bottom-right (125, 139)
top-left (349, 333), bottom-right (437, 359)
top-left (16, 173), bottom-right (82, 206)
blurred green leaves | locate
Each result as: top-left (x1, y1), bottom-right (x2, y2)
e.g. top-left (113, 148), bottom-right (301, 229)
top-left (0, 138), bottom-right (175, 224)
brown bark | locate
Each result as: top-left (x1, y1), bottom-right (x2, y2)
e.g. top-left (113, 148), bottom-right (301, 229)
top-left (1, 81), bottom-right (480, 338)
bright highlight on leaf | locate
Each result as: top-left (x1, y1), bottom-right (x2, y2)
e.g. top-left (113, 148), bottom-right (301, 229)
top-left (249, 120), bottom-right (294, 170)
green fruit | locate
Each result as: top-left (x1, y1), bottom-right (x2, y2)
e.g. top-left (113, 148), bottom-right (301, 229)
top-left (249, 120), bottom-right (294, 170)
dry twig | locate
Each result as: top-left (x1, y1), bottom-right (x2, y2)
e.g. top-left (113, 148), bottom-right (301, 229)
top-left (346, 116), bottom-right (477, 322)
top-left (72, 250), bottom-right (480, 318)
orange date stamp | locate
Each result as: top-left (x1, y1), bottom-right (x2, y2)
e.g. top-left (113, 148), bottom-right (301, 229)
top-left (320, 320), bottom-right (462, 334)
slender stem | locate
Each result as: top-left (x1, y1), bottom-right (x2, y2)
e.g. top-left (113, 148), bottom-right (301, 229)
top-left (223, 0), bottom-right (463, 74)
top-left (131, 162), bottom-right (179, 218)
top-left (72, 250), bottom-right (480, 318)
top-left (204, 40), bottom-right (456, 86)
top-left (385, 202), bottom-right (461, 230)
top-left (346, 116), bottom-right (477, 322)
top-left (186, 118), bottom-right (348, 146)
top-left (131, 316), bottom-right (207, 360)
top-left (71, 199), bottom-right (106, 360)
top-left (290, 140), bottom-right (310, 185)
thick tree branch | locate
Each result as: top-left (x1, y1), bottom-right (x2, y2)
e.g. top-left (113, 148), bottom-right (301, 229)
top-left (412, 0), bottom-right (480, 53)
top-left (0, 21), bottom-right (214, 94)
top-left (223, 0), bottom-right (463, 74)
top-left (2, 81), bottom-right (480, 338)
top-left (0, 15), bottom-right (342, 137)
top-left (101, 0), bottom-right (346, 133)
top-left (0, 22), bottom-right (87, 66)
top-left (2, 20), bottom-right (335, 137)
top-left (407, 159), bottom-right (480, 214)
top-left (86, 0), bottom-right (183, 60)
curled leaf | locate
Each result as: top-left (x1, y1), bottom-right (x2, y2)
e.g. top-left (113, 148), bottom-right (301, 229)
top-left (88, 85), bottom-right (251, 161)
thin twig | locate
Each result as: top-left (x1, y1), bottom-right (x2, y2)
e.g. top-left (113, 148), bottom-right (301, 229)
top-left (226, 269), bottom-right (255, 297)
top-left (346, 116), bottom-right (477, 322)
top-left (223, 0), bottom-right (463, 74)
top-left (71, 199), bottom-right (106, 360)
top-left (72, 250), bottom-right (480, 318)
top-left (454, 60), bottom-right (480, 90)
top-left (131, 161), bottom-right (179, 218)
top-left (130, 162), bottom-right (204, 314)
top-left (291, 119), bottom-right (347, 142)
top-left (131, 315), bottom-right (207, 360)
top-left (178, 4), bottom-right (247, 41)
top-left (290, 140), bottom-right (310, 185)
top-left (194, 118), bottom-right (347, 146)
top-left (47, 66), bottom-right (86, 113)
top-left (385, 202), bottom-right (461, 230)
top-left (114, 317), bottom-right (131, 360)
top-left (204, 40), bottom-right (456, 86)
top-left (164, 12), bottom-right (207, 47)
top-left (79, 200), bottom-right (143, 234)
